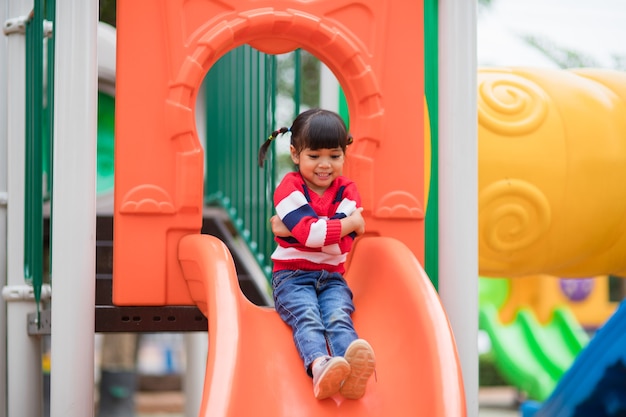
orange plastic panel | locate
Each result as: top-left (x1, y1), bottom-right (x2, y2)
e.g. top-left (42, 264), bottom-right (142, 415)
top-left (178, 234), bottom-right (466, 416)
top-left (114, 0), bottom-right (425, 305)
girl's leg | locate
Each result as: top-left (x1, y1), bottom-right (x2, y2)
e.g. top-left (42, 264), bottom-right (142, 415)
top-left (272, 270), bottom-right (329, 375)
top-left (318, 272), bottom-right (376, 400)
top-left (317, 271), bottom-right (358, 357)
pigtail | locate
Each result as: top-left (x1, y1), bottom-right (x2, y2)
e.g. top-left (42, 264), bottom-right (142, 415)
top-left (258, 127), bottom-right (290, 167)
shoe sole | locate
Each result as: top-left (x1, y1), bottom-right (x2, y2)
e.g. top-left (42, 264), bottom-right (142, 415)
top-left (314, 358), bottom-right (351, 400)
top-left (340, 340), bottom-right (376, 399)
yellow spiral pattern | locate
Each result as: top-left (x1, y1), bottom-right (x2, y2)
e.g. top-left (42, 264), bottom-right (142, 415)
top-left (479, 179), bottom-right (551, 254)
top-left (478, 73), bottom-right (549, 136)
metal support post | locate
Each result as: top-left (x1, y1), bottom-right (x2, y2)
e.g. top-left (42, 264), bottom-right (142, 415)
top-left (49, 0), bottom-right (98, 416)
top-left (439, 0), bottom-right (479, 415)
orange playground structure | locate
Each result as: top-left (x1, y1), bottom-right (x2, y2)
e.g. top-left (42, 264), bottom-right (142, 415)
top-left (113, 1), bottom-right (465, 416)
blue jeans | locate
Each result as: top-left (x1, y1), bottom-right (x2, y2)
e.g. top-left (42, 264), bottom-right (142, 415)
top-left (272, 269), bottom-right (359, 376)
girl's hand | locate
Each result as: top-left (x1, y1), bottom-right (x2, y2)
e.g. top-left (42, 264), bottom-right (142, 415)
top-left (350, 207), bottom-right (366, 235)
top-left (340, 207), bottom-right (365, 237)
top-left (270, 215), bottom-right (292, 237)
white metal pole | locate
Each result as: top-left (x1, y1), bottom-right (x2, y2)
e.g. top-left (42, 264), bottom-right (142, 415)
top-left (438, 1), bottom-right (478, 416)
top-left (319, 64), bottom-right (340, 113)
top-left (4, 0), bottom-right (44, 416)
top-left (183, 333), bottom-right (207, 417)
top-left (49, 0), bottom-right (98, 416)
top-left (0, 2), bottom-right (9, 416)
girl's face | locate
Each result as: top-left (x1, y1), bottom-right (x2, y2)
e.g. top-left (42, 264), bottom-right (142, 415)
top-left (290, 145), bottom-right (345, 195)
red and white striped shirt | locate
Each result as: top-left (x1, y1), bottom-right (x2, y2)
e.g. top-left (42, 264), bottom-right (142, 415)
top-left (271, 172), bottom-right (361, 274)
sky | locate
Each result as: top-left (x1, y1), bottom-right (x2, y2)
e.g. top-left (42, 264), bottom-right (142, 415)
top-left (477, 0), bottom-right (626, 69)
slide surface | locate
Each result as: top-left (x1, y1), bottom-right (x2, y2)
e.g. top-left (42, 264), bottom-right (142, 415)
top-left (479, 304), bottom-right (588, 401)
top-left (523, 300), bottom-right (626, 417)
top-left (178, 235), bottom-right (466, 417)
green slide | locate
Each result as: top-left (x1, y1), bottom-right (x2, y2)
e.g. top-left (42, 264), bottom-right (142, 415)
top-left (479, 302), bottom-right (589, 401)
top-left (41, 91), bottom-right (115, 207)
top-left (97, 91), bottom-right (115, 196)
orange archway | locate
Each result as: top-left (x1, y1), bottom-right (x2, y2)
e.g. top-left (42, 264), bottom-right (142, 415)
top-left (113, 0), bottom-right (425, 305)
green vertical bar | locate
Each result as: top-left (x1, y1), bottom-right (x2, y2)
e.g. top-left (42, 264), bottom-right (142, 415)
top-left (237, 48), bottom-right (244, 231)
top-left (233, 49), bottom-right (238, 217)
top-left (24, 0), bottom-right (45, 312)
top-left (244, 47), bottom-right (251, 241)
top-left (424, 0), bottom-right (439, 289)
top-left (225, 54), bottom-right (233, 210)
top-left (25, 5), bottom-right (33, 285)
top-left (231, 51), bottom-right (238, 220)
top-left (268, 54), bottom-right (277, 277)
top-left (294, 49), bottom-right (301, 116)
top-left (45, 0), bottom-right (56, 280)
top-left (223, 53), bottom-right (227, 200)
top-left (253, 50), bottom-right (260, 264)
top-left (233, 50), bottom-right (239, 222)
top-left (338, 89), bottom-right (349, 129)
top-left (219, 54), bottom-right (225, 200)
top-left (208, 61), bottom-right (214, 198)
top-left (253, 50), bottom-right (261, 266)
top-left (260, 52), bottom-right (270, 276)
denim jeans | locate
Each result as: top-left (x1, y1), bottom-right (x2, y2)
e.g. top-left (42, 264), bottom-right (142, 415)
top-left (272, 269), bottom-right (358, 376)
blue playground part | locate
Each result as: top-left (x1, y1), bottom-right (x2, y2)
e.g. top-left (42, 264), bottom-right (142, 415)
top-left (521, 300), bottom-right (626, 417)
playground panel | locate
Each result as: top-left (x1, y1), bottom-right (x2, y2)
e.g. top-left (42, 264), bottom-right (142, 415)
top-left (113, 0), bottom-right (426, 305)
top-left (478, 68), bottom-right (626, 279)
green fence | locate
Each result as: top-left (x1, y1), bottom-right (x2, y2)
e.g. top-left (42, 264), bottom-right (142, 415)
top-left (204, 47), bottom-right (311, 281)
top-left (204, 46), bottom-right (278, 279)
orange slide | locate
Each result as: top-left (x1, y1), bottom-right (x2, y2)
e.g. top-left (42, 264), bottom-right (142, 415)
top-left (113, 1), bottom-right (466, 414)
top-left (178, 234), bottom-right (466, 416)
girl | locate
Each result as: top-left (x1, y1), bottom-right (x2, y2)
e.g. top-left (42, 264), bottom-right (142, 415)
top-left (258, 108), bottom-right (376, 400)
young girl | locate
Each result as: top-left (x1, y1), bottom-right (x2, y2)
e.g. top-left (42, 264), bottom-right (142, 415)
top-left (258, 108), bottom-right (376, 400)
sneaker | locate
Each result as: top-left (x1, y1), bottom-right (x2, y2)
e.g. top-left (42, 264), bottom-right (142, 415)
top-left (312, 356), bottom-right (351, 400)
top-left (340, 339), bottom-right (376, 399)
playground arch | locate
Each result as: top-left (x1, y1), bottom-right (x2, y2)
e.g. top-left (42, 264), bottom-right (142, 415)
top-left (114, 1), bottom-right (425, 305)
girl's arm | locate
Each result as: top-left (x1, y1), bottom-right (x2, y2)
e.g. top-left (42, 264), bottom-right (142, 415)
top-left (340, 207), bottom-right (365, 237)
top-left (272, 207), bottom-right (364, 238)
top-left (270, 215), bottom-right (292, 237)
top-left (273, 175), bottom-right (363, 248)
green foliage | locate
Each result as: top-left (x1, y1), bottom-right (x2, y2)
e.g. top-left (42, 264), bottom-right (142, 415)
top-left (610, 55), bottom-right (626, 71)
top-left (300, 51), bottom-right (320, 108)
top-left (100, 0), bottom-right (116, 27)
top-left (523, 35), bottom-right (599, 69)
top-left (609, 275), bottom-right (626, 302)
top-left (522, 35), bottom-right (626, 71)
top-left (479, 351), bottom-right (509, 386)
top-left (276, 50), bottom-right (320, 110)
top-left (478, 0), bottom-right (625, 71)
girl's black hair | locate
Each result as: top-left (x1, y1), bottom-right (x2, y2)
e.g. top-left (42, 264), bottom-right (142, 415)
top-left (258, 126), bottom-right (289, 167)
top-left (258, 108), bottom-right (353, 167)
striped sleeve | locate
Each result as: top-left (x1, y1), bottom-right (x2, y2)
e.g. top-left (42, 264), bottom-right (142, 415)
top-left (273, 174), bottom-right (322, 248)
top-left (330, 180), bottom-right (362, 252)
